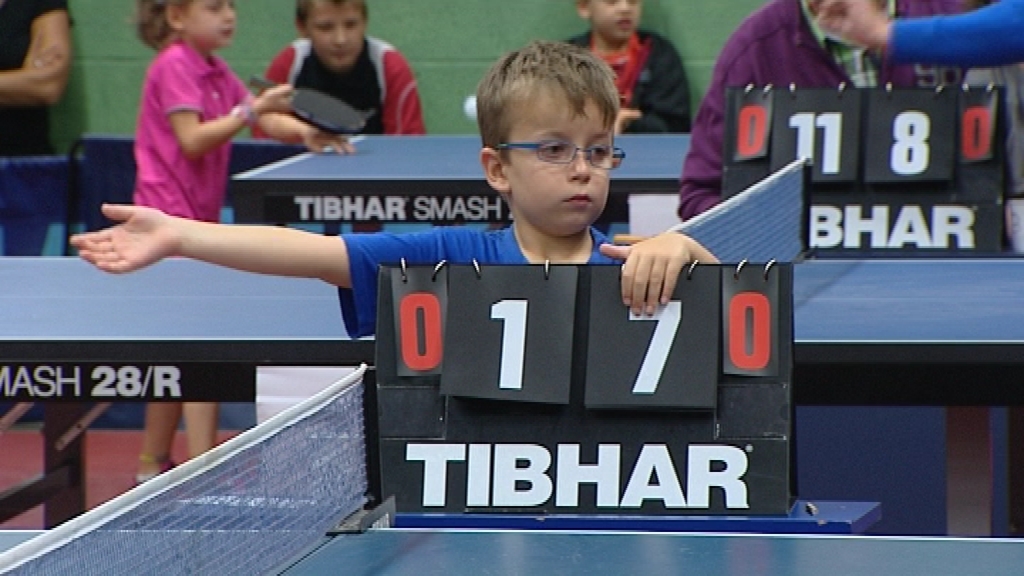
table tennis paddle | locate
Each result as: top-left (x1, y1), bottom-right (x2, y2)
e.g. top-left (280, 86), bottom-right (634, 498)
top-left (249, 76), bottom-right (375, 135)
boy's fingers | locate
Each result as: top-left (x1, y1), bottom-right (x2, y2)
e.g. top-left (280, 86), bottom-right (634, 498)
top-left (660, 257), bottom-right (685, 305)
top-left (100, 203), bottom-right (133, 222)
top-left (599, 243), bottom-right (631, 260)
top-left (630, 256), bottom-right (653, 316)
top-left (619, 254), bottom-right (637, 306)
top-left (644, 261), bottom-right (666, 314)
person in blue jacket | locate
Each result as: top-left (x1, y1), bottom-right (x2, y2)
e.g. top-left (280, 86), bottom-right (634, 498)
top-left (817, 0), bottom-right (1024, 68)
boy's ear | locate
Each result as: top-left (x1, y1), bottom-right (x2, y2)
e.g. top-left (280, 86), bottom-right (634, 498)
top-left (294, 19), bottom-right (308, 37)
top-left (481, 147), bottom-right (511, 194)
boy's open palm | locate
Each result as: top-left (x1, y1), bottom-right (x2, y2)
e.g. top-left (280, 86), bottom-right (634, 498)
top-left (70, 204), bottom-right (178, 274)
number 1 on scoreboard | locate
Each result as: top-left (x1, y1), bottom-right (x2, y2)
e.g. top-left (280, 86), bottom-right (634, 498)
top-left (491, 300), bottom-right (528, 390)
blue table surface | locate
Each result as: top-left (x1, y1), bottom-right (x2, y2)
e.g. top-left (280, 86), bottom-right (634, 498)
top-left (278, 529), bottom-right (1024, 576)
top-left (7, 527), bottom-right (1023, 576)
top-left (793, 259), bottom-right (1024, 343)
top-left (232, 134), bottom-right (689, 182)
top-left (3, 257), bottom-right (1024, 344)
top-left (396, 500), bottom-right (880, 535)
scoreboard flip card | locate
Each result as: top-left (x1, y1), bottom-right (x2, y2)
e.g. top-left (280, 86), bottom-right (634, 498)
top-left (374, 262), bottom-right (794, 516)
top-left (723, 85), bottom-right (1005, 253)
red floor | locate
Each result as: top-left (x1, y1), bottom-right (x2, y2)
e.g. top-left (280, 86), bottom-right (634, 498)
top-left (0, 429), bottom-right (235, 529)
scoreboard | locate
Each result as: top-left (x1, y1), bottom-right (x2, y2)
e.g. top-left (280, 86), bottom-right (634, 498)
top-left (373, 262), bottom-right (794, 516)
top-left (723, 85), bottom-right (1005, 253)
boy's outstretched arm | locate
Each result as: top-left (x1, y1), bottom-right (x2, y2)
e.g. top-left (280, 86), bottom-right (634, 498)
top-left (70, 204), bottom-right (352, 287)
top-left (599, 233), bottom-right (718, 316)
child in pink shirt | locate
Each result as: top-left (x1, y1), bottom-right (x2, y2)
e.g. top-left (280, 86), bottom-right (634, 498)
top-left (132, 0), bottom-right (351, 483)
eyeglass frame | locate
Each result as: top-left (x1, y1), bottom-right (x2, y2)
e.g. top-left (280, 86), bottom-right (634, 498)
top-left (495, 140), bottom-right (626, 170)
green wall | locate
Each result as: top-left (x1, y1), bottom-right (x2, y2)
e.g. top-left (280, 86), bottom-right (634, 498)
top-left (50, 0), bottom-right (764, 152)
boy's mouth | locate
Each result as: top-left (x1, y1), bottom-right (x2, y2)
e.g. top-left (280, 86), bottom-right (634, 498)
top-left (566, 194), bottom-right (593, 204)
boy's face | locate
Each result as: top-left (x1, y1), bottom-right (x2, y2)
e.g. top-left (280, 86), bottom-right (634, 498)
top-left (577, 0), bottom-right (642, 47)
top-left (481, 92), bottom-right (613, 239)
top-left (297, 1), bottom-right (367, 73)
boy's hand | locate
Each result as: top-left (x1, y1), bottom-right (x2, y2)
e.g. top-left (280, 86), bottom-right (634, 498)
top-left (599, 233), bottom-right (718, 316)
top-left (69, 204), bottom-right (180, 274)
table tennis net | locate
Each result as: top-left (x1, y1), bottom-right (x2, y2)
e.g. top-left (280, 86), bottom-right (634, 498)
top-left (673, 158), bottom-right (809, 264)
top-left (0, 366), bottom-right (369, 576)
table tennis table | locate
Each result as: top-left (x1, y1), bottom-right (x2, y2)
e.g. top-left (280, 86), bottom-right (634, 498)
top-left (230, 134), bottom-right (689, 227)
top-left (2, 257), bottom-right (1023, 534)
top-left (3, 528), bottom-right (1024, 575)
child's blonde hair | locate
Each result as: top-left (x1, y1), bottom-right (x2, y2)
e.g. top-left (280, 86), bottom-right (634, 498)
top-left (475, 41), bottom-right (619, 148)
top-left (135, 0), bottom-right (190, 50)
top-left (296, 0), bottom-right (367, 23)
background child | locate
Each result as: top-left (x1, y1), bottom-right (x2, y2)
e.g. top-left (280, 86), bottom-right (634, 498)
top-left (71, 41), bottom-right (715, 343)
top-left (567, 0), bottom-right (691, 134)
top-left (260, 0), bottom-right (426, 136)
top-left (131, 0), bottom-right (351, 484)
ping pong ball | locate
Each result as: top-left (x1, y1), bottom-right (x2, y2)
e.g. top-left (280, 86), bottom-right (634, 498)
top-left (464, 96), bottom-right (477, 121)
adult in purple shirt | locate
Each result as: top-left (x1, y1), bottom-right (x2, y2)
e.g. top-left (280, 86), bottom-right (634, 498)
top-left (677, 0), bottom-right (963, 222)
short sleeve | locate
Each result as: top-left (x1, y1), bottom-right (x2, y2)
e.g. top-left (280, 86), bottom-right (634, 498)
top-left (150, 54), bottom-right (204, 115)
top-left (338, 230), bottom-right (449, 338)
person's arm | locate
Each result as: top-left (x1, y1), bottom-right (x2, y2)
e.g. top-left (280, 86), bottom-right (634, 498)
top-left (627, 36), bottom-right (691, 133)
top-left (169, 84), bottom-right (294, 158)
top-left (677, 72), bottom-right (731, 220)
top-left (818, 0), bottom-right (1024, 68)
top-left (0, 9), bottom-right (71, 106)
top-left (380, 50), bottom-right (426, 134)
top-left (889, 0), bottom-right (1024, 68)
top-left (254, 111), bottom-right (355, 154)
top-left (70, 204), bottom-right (352, 287)
top-left (252, 47), bottom-right (295, 139)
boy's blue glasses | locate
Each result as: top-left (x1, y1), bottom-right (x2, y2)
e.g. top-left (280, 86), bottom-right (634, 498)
top-left (496, 140), bottom-right (626, 170)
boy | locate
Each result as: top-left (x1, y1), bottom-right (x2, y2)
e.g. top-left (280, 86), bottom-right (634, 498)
top-left (71, 41), bottom-right (716, 337)
top-left (567, 0), bottom-right (690, 134)
top-left (260, 0), bottom-right (425, 135)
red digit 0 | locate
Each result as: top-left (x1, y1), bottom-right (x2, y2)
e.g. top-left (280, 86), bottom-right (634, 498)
top-left (729, 292), bottom-right (771, 371)
top-left (399, 292), bottom-right (443, 371)
top-left (961, 105), bottom-right (991, 161)
top-left (736, 105), bottom-right (768, 158)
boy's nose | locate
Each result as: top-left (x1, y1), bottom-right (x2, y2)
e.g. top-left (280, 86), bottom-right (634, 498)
top-left (333, 30), bottom-right (352, 45)
top-left (569, 151), bottom-right (593, 178)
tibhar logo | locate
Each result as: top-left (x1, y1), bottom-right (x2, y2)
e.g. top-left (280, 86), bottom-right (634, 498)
top-left (292, 195), bottom-right (504, 222)
top-left (405, 443), bottom-right (749, 509)
top-left (811, 204), bottom-right (975, 249)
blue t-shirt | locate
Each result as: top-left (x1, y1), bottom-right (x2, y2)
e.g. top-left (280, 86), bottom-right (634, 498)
top-left (340, 226), bottom-right (619, 337)
top-left (892, 0), bottom-right (1024, 68)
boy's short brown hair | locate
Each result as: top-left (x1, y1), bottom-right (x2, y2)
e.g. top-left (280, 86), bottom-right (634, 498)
top-left (296, 0), bottom-right (367, 23)
top-left (475, 40), bottom-right (619, 148)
